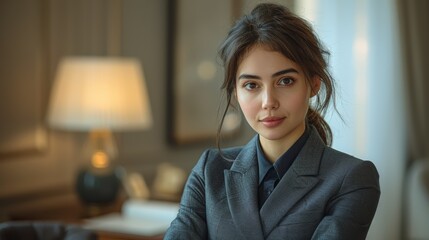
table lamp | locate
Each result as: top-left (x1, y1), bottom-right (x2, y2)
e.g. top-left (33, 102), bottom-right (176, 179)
top-left (47, 56), bottom-right (152, 205)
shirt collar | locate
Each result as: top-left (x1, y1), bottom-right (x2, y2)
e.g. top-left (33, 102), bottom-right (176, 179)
top-left (257, 126), bottom-right (311, 184)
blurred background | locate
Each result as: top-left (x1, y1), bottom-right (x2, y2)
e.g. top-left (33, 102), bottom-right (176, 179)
top-left (0, 0), bottom-right (427, 240)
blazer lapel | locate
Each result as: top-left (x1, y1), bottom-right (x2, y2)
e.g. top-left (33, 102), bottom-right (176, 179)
top-left (224, 136), bottom-right (265, 240)
top-left (260, 127), bottom-right (325, 236)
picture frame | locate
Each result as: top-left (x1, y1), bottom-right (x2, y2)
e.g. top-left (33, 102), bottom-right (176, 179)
top-left (167, 0), bottom-right (243, 145)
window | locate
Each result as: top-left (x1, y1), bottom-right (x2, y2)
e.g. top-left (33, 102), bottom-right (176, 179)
top-left (296, 1), bottom-right (406, 239)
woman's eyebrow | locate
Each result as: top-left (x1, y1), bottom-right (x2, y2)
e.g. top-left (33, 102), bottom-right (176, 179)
top-left (272, 68), bottom-right (299, 77)
top-left (237, 68), bottom-right (299, 80)
top-left (237, 73), bottom-right (261, 80)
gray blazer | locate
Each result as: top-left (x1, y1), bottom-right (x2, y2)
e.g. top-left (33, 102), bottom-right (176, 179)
top-left (165, 127), bottom-right (380, 240)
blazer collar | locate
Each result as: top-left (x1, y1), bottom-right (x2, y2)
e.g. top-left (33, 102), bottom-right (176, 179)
top-left (229, 126), bottom-right (323, 175)
top-left (224, 135), bottom-right (264, 239)
top-left (224, 126), bottom-right (326, 238)
top-left (229, 135), bottom-right (259, 174)
top-left (260, 126), bottom-right (325, 236)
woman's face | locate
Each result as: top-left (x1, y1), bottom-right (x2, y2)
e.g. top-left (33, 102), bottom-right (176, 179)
top-left (235, 45), bottom-right (318, 146)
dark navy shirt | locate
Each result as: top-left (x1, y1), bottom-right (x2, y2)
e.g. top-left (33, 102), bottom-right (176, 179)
top-left (257, 127), bottom-right (311, 208)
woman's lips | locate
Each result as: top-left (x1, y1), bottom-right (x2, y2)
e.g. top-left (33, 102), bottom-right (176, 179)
top-left (259, 116), bottom-right (285, 127)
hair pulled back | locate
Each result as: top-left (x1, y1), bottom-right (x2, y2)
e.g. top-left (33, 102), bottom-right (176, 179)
top-left (218, 3), bottom-right (336, 146)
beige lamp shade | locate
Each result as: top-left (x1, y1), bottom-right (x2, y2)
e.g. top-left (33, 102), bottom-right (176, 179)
top-left (47, 57), bottom-right (152, 131)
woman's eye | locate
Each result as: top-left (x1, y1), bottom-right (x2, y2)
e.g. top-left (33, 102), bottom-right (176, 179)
top-left (243, 82), bottom-right (258, 90)
top-left (278, 77), bottom-right (294, 86)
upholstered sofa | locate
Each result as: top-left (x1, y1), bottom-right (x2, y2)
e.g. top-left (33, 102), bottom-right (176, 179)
top-left (0, 221), bottom-right (96, 240)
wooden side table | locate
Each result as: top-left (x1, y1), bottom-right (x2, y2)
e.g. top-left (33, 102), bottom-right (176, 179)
top-left (96, 231), bottom-right (163, 240)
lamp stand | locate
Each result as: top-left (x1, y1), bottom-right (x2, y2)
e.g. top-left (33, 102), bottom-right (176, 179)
top-left (76, 130), bottom-right (121, 205)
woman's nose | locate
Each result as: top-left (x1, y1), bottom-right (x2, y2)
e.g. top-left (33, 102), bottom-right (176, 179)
top-left (262, 88), bottom-right (279, 110)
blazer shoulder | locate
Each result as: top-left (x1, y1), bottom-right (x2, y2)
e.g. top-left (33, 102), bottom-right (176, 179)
top-left (202, 146), bottom-right (243, 163)
top-left (192, 146), bottom-right (242, 177)
top-left (322, 146), bottom-right (375, 169)
top-left (321, 147), bottom-right (380, 188)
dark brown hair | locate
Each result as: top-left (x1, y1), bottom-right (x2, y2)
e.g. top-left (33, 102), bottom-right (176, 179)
top-left (217, 3), bottom-right (336, 146)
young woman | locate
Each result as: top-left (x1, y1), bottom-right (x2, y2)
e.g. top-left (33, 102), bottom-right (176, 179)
top-left (165, 3), bottom-right (380, 240)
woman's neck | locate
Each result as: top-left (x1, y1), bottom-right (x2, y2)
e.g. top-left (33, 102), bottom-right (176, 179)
top-left (259, 124), bottom-right (306, 163)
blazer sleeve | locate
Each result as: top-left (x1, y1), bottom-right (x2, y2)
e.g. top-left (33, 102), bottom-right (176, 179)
top-left (311, 160), bottom-right (380, 240)
top-left (164, 150), bottom-right (209, 240)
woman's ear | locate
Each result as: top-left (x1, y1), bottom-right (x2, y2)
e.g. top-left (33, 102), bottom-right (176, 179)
top-left (310, 76), bottom-right (321, 97)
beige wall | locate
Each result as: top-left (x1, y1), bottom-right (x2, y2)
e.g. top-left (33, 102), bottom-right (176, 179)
top-left (0, 0), bottom-right (256, 207)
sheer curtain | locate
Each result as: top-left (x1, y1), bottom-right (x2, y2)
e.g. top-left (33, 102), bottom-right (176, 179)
top-left (397, 0), bottom-right (429, 239)
top-left (397, 0), bottom-right (429, 162)
top-left (296, 1), bottom-right (406, 239)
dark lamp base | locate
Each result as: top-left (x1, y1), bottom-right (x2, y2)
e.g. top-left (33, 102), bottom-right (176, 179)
top-left (76, 167), bottom-right (121, 205)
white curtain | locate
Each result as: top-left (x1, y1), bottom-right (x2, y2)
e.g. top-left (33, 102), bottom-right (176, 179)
top-left (296, 1), bottom-right (406, 239)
